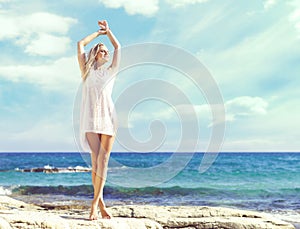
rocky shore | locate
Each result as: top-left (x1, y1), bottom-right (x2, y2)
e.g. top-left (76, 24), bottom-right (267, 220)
top-left (0, 195), bottom-right (296, 229)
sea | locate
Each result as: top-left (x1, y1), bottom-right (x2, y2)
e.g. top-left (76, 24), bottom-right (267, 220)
top-left (0, 152), bottom-right (299, 227)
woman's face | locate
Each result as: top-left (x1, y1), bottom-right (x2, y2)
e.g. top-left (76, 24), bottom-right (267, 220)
top-left (96, 45), bottom-right (109, 62)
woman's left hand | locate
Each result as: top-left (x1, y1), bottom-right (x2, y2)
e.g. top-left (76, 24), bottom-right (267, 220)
top-left (98, 20), bottom-right (110, 32)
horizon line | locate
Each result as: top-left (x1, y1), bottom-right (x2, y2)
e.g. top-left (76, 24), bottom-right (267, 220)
top-left (0, 151), bottom-right (299, 153)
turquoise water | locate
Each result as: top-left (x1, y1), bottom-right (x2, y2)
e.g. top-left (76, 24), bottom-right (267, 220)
top-left (0, 152), bottom-right (299, 212)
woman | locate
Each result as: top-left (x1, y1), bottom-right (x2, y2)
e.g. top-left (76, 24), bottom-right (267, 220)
top-left (77, 20), bottom-right (120, 220)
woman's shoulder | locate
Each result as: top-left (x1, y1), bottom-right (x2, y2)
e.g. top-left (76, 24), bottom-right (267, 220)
top-left (106, 65), bottom-right (119, 76)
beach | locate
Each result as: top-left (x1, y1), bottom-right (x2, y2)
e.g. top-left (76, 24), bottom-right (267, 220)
top-left (0, 195), bottom-right (297, 228)
top-left (0, 152), bottom-right (299, 228)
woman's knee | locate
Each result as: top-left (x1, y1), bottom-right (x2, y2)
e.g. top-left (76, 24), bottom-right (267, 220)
top-left (91, 155), bottom-right (98, 172)
top-left (99, 134), bottom-right (115, 153)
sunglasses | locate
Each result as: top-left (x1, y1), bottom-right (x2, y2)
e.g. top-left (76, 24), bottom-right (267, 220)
top-left (99, 49), bottom-right (109, 55)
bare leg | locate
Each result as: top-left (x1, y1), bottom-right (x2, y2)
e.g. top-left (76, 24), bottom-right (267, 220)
top-left (86, 132), bottom-right (101, 220)
top-left (93, 134), bottom-right (114, 219)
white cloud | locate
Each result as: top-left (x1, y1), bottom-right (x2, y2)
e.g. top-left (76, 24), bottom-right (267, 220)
top-left (100, 0), bottom-right (208, 17)
top-left (0, 56), bottom-right (81, 91)
top-left (167, 97), bottom-right (267, 126)
top-left (198, 15), bottom-right (300, 94)
top-left (222, 138), bottom-right (284, 152)
top-left (289, 1), bottom-right (300, 37)
top-left (225, 96), bottom-right (268, 121)
top-left (0, 12), bottom-right (76, 40)
top-left (0, 11), bottom-right (76, 56)
top-left (0, 14), bottom-right (18, 40)
top-left (156, 98), bottom-right (266, 129)
top-left (148, 1), bottom-right (299, 96)
top-left (1, 117), bottom-right (77, 152)
top-left (222, 94), bottom-right (300, 152)
top-left (143, 96), bottom-right (267, 123)
top-left (290, 9), bottom-right (300, 21)
top-left (126, 96), bottom-right (261, 130)
top-left (128, 103), bottom-right (203, 123)
top-left (0, 0), bottom-right (10, 6)
top-left (165, 0), bottom-right (208, 8)
top-left (127, 96), bottom-right (267, 127)
top-left (264, 0), bottom-right (276, 10)
top-left (22, 12), bottom-right (76, 34)
top-left (25, 33), bottom-right (71, 56)
top-left (100, 0), bottom-right (159, 16)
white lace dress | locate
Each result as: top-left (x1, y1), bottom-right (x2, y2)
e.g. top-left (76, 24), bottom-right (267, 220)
top-left (80, 67), bottom-right (117, 152)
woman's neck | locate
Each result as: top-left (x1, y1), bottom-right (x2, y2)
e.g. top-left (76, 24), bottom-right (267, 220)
top-left (94, 61), bottom-right (105, 70)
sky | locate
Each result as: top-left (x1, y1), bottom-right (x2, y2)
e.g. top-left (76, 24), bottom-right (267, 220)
top-left (0, 0), bottom-right (299, 152)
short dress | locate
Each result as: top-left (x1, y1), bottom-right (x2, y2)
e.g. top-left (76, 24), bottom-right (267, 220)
top-left (80, 67), bottom-right (117, 152)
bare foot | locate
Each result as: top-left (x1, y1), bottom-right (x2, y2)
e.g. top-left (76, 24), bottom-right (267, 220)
top-left (100, 207), bottom-right (112, 219)
top-left (89, 201), bottom-right (98, 220)
top-left (99, 199), bottom-right (112, 219)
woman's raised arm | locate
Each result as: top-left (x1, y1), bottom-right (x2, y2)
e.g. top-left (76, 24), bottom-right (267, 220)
top-left (77, 29), bottom-right (106, 77)
top-left (107, 29), bottom-right (121, 72)
top-left (98, 20), bottom-right (121, 73)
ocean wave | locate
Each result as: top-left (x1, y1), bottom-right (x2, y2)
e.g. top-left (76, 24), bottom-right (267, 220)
top-left (10, 184), bottom-right (222, 196)
top-left (9, 184), bottom-right (300, 200)
top-left (13, 185), bottom-right (94, 196)
top-left (108, 165), bottom-right (128, 170)
top-left (0, 186), bottom-right (12, 195)
top-left (14, 165), bottom-right (91, 173)
top-left (7, 184), bottom-right (284, 196)
top-left (8, 185), bottom-right (300, 211)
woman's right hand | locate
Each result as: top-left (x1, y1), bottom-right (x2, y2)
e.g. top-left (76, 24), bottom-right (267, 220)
top-left (98, 20), bottom-right (110, 33)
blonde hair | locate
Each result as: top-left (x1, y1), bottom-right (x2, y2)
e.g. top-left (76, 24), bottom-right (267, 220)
top-left (83, 43), bottom-right (105, 81)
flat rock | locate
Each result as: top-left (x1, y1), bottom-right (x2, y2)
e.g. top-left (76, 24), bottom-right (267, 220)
top-left (110, 205), bottom-right (295, 229)
top-left (0, 195), bottom-right (39, 211)
top-left (0, 196), bottom-right (295, 229)
top-left (0, 210), bottom-right (162, 229)
top-left (0, 216), bottom-right (12, 229)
